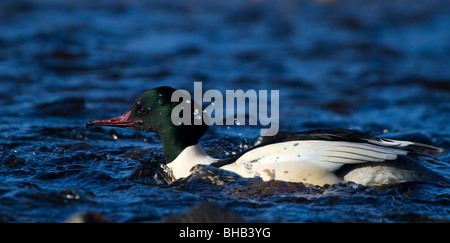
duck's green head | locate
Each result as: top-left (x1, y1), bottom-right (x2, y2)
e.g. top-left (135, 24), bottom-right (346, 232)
top-left (87, 86), bottom-right (209, 162)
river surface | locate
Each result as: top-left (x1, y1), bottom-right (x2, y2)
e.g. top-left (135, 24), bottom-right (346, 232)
top-left (0, 0), bottom-right (449, 222)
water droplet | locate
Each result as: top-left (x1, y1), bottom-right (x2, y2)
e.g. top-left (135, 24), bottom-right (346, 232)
top-left (186, 100), bottom-right (191, 104)
top-left (240, 143), bottom-right (249, 150)
top-left (234, 117), bottom-right (241, 125)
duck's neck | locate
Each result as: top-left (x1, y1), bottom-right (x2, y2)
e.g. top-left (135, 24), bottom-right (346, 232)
top-left (158, 122), bottom-right (209, 164)
top-left (160, 135), bottom-right (187, 163)
top-left (165, 143), bottom-right (216, 180)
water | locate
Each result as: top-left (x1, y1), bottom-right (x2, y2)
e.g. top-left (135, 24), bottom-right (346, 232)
top-left (0, 0), bottom-right (449, 223)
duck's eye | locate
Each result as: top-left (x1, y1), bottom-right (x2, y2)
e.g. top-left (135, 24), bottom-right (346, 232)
top-left (138, 106), bottom-right (149, 115)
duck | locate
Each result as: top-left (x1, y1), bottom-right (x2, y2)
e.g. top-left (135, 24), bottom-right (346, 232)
top-left (86, 86), bottom-right (446, 187)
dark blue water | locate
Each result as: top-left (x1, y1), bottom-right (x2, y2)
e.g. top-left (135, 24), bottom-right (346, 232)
top-left (0, 0), bottom-right (449, 223)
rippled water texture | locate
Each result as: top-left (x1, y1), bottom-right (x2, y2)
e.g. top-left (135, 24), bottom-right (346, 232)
top-left (0, 0), bottom-right (449, 222)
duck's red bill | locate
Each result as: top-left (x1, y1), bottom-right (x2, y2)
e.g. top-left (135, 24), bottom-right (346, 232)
top-left (86, 111), bottom-right (139, 128)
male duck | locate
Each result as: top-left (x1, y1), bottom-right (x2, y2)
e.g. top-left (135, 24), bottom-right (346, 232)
top-left (87, 86), bottom-right (446, 187)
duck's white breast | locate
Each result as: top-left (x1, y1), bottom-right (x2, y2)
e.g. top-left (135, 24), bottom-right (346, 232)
top-left (168, 144), bottom-right (217, 180)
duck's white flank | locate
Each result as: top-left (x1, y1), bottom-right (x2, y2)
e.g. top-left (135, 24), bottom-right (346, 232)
top-left (167, 140), bottom-right (412, 186)
top-left (221, 140), bottom-right (408, 186)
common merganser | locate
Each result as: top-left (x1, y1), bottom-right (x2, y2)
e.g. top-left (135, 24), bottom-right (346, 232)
top-left (86, 86), bottom-right (446, 187)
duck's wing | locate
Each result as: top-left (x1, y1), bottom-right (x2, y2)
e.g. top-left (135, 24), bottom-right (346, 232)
top-left (212, 129), bottom-right (440, 169)
top-left (215, 139), bottom-right (410, 185)
top-left (232, 140), bottom-right (408, 171)
top-left (254, 129), bottom-right (442, 155)
top-left (251, 129), bottom-right (379, 145)
top-left (211, 129), bottom-right (442, 185)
